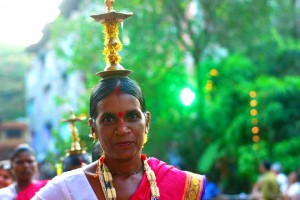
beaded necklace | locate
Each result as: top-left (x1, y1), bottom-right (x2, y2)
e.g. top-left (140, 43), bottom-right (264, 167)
top-left (96, 154), bottom-right (160, 200)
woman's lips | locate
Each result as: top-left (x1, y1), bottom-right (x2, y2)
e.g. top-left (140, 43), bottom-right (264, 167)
top-left (115, 141), bottom-right (134, 146)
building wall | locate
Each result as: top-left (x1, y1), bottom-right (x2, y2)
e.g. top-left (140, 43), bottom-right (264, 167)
top-left (26, 46), bottom-right (86, 161)
top-left (0, 122), bottom-right (30, 160)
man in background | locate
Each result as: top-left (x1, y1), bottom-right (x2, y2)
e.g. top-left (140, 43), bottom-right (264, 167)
top-left (252, 160), bottom-right (280, 200)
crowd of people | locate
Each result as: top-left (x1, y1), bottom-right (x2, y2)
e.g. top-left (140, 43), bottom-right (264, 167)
top-left (0, 144), bottom-right (48, 200)
top-left (2, 145), bottom-right (300, 200)
top-left (251, 161), bottom-right (300, 200)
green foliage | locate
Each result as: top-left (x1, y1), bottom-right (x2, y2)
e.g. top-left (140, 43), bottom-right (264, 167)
top-left (197, 140), bottom-right (221, 173)
top-left (0, 46), bottom-right (31, 122)
top-left (196, 52), bottom-right (300, 192)
top-left (273, 136), bottom-right (300, 172)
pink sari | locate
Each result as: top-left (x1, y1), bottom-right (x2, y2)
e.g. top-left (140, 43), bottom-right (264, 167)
top-left (16, 180), bottom-right (48, 200)
top-left (131, 157), bottom-right (206, 200)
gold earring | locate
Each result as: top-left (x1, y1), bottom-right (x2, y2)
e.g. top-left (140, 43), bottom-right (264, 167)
top-left (92, 132), bottom-right (97, 140)
top-left (143, 132), bottom-right (148, 145)
top-left (142, 131), bottom-right (148, 148)
top-left (88, 118), bottom-right (97, 140)
top-left (89, 126), bottom-right (97, 140)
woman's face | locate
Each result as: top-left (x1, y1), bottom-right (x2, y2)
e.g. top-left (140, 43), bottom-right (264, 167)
top-left (0, 169), bottom-right (13, 188)
top-left (94, 93), bottom-right (150, 161)
top-left (288, 172), bottom-right (297, 183)
top-left (11, 151), bottom-right (37, 181)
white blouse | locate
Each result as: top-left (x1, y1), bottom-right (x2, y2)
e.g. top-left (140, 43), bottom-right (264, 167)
top-left (0, 183), bottom-right (17, 200)
top-left (32, 168), bottom-right (98, 200)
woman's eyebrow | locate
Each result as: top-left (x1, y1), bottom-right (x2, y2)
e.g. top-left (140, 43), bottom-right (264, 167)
top-left (125, 109), bottom-right (141, 115)
top-left (98, 112), bottom-right (116, 119)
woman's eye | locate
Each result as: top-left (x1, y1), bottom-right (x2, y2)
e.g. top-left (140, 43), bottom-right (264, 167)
top-left (101, 115), bottom-right (116, 124)
top-left (127, 113), bottom-right (140, 121)
top-left (103, 117), bottom-right (114, 122)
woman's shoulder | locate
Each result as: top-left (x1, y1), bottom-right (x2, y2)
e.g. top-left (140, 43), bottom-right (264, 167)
top-left (51, 168), bottom-right (85, 184)
top-left (148, 157), bottom-right (205, 179)
top-left (148, 157), bottom-right (206, 199)
top-left (183, 171), bottom-right (206, 199)
top-left (32, 168), bottom-right (89, 200)
top-left (59, 168), bottom-right (85, 177)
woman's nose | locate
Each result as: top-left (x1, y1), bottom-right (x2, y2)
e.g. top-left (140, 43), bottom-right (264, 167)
top-left (114, 122), bottom-right (130, 135)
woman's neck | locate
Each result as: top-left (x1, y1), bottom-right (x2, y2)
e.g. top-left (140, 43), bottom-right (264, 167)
top-left (103, 154), bottom-right (142, 176)
top-left (16, 179), bottom-right (33, 192)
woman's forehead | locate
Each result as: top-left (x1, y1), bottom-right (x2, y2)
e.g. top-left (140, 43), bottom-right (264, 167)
top-left (14, 151), bottom-right (35, 160)
top-left (97, 93), bottom-right (141, 112)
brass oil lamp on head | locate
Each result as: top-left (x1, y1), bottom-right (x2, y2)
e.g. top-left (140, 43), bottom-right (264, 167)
top-left (90, 0), bottom-right (133, 78)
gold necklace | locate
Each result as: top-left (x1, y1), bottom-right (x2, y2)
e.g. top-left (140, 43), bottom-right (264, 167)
top-left (96, 154), bottom-right (160, 200)
top-left (110, 164), bottom-right (143, 177)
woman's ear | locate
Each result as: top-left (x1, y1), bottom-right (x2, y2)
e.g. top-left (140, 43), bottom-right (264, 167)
top-left (88, 118), bottom-right (95, 132)
top-left (145, 111), bottom-right (151, 131)
top-left (89, 118), bottom-right (98, 140)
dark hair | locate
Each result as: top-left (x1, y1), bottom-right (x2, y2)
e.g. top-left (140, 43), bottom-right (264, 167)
top-left (262, 160), bottom-right (272, 170)
top-left (10, 144), bottom-right (35, 162)
top-left (92, 142), bottom-right (102, 162)
top-left (62, 153), bottom-right (92, 172)
top-left (89, 77), bottom-right (146, 120)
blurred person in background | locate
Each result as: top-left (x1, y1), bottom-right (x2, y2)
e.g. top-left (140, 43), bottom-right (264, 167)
top-left (91, 142), bottom-right (102, 162)
top-left (272, 162), bottom-right (288, 192)
top-left (62, 152), bottom-right (92, 172)
top-left (0, 144), bottom-right (48, 200)
top-left (167, 141), bottom-right (185, 170)
top-left (282, 171), bottom-right (300, 200)
top-left (252, 160), bottom-right (280, 200)
top-left (0, 160), bottom-right (14, 188)
top-left (203, 172), bottom-right (220, 200)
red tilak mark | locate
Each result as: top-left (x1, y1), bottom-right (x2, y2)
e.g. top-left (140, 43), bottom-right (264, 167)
top-left (117, 112), bottom-right (125, 127)
top-left (118, 112), bottom-right (123, 118)
top-left (114, 87), bottom-right (121, 96)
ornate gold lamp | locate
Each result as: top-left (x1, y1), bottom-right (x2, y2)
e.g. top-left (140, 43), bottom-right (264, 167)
top-left (62, 110), bottom-right (87, 155)
top-left (61, 111), bottom-right (91, 172)
top-left (90, 0), bottom-right (133, 78)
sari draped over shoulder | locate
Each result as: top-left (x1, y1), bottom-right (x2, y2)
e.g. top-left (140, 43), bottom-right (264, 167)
top-left (16, 180), bottom-right (48, 200)
top-left (131, 157), bottom-right (206, 200)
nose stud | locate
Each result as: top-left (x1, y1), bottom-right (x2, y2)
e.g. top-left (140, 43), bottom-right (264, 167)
top-left (114, 127), bottom-right (129, 135)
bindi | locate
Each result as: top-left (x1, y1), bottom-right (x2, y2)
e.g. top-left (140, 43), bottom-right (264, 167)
top-left (117, 112), bottom-right (124, 127)
top-left (117, 112), bottom-right (123, 118)
top-left (114, 86), bottom-right (121, 96)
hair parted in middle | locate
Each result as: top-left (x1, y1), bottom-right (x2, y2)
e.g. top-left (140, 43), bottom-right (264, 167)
top-left (89, 77), bottom-right (147, 120)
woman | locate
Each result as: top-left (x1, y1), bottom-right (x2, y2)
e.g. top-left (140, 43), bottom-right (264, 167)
top-left (0, 144), bottom-right (48, 200)
top-left (32, 77), bottom-right (206, 199)
top-left (0, 160), bottom-right (14, 189)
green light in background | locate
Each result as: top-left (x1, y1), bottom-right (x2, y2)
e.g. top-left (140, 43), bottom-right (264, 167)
top-left (180, 87), bottom-right (195, 106)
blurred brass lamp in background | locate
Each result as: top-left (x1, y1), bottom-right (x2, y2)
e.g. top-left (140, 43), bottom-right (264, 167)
top-left (60, 111), bottom-right (91, 173)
